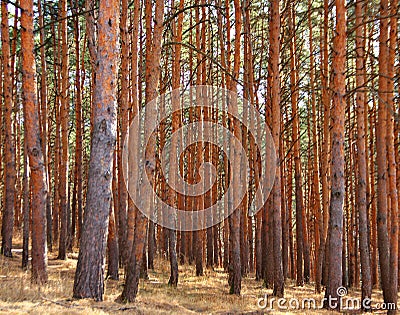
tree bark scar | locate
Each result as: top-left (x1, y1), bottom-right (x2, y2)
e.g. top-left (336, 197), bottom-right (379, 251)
top-left (100, 119), bottom-right (107, 133)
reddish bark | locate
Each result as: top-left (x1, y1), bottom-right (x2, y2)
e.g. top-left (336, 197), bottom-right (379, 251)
top-left (324, 0), bottom-right (346, 309)
top-left (21, 0), bottom-right (49, 284)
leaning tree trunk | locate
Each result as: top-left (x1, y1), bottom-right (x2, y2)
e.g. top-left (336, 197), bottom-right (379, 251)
top-left (73, 0), bottom-right (120, 301)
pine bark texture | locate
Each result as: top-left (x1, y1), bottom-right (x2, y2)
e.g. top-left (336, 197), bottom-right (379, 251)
top-left (21, 0), bottom-right (49, 284)
top-left (73, 0), bottom-right (119, 301)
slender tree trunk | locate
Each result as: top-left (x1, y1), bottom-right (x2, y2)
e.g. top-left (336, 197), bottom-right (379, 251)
top-left (121, 0), bottom-right (164, 302)
top-left (355, 0), bottom-right (372, 307)
top-left (22, 126), bottom-right (29, 269)
top-left (148, 221), bottom-right (155, 269)
top-left (386, 0), bottom-right (398, 307)
top-left (38, 0), bottom-right (52, 252)
top-left (107, 160), bottom-right (119, 281)
top-left (308, 0), bottom-right (322, 292)
top-left (1, 0), bottom-right (16, 258)
top-left (320, 0), bottom-right (330, 287)
top-left (58, 0), bottom-right (69, 260)
top-left (124, 0), bottom-right (140, 269)
top-left (288, 4), bottom-right (303, 287)
top-left (167, 0), bottom-right (184, 287)
top-left (269, 0), bottom-right (284, 298)
top-left (368, 33), bottom-right (378, 287)
top-left (376, 0), bottom-right (393, 307)
top-left (51, 15), bottom-right (60, 245)
top-left (72, 0), bottom-right (83, 247)
top-left (227, 0), bottom-right (242, 296)
top-left (118, 0), bottom-right (129, 266)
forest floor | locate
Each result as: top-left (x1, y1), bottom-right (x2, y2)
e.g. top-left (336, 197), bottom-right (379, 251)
top-left (0, 240), bottom-right (389, 314)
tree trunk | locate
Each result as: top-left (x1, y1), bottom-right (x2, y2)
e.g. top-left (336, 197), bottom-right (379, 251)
top-left (376, 0), bottom-right (393, 306)
top-left (227, 0), bottom-right (242, 296)
top-left (124, 0), bottom-right (140, 270)
top-left (1, 0), bottom-right (16, 258)
top-left (269, 0), bottom-right (284, 298)
top-left (324, 0), bottom-right (346, 309)
top-left (106, 202), bottom-right (119, 280)
top-left (73, 0), bottom-right (119, 300)
top-left (21, 0), bottom-right (49, 284)
top-left (355, 0), bottom-right (372, 307)
top-left (58, 0), bottom-right (69, 260)
top-left (288, 4), bottom-right (304, 287)
top-left (22, 125), bottom-right (29, 270)
top-left (38, 0), bottom-right (52, 252)
top-left (319, 0), bottom-right (330, 287)
top-left (118, 0), bottom-right (129, 266)
top-left (167, 0), bottom-right (184, 286)
top-left (386, 0), bottom-right (398, 307)
top-left (308, 0), bottom-right (323, 292)
top-left (71, 0), bottom-right (83, 247)
top-left (121, 0), bottom-right (164, 302)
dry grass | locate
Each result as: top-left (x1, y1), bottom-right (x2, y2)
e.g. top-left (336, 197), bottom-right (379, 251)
top-left (0, 245), bottom-right (390, 314)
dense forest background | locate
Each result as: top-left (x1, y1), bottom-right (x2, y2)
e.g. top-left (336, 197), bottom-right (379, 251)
top-left (0, 0), bottom-right (399, 312)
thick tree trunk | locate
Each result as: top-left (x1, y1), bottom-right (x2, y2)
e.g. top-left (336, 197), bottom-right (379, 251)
top-left (324, 0), bottom-right (346, 309)
top-left (73, 0), bottom-right (119, 300)
top-left (21, 0), bottom-right (48, 284)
